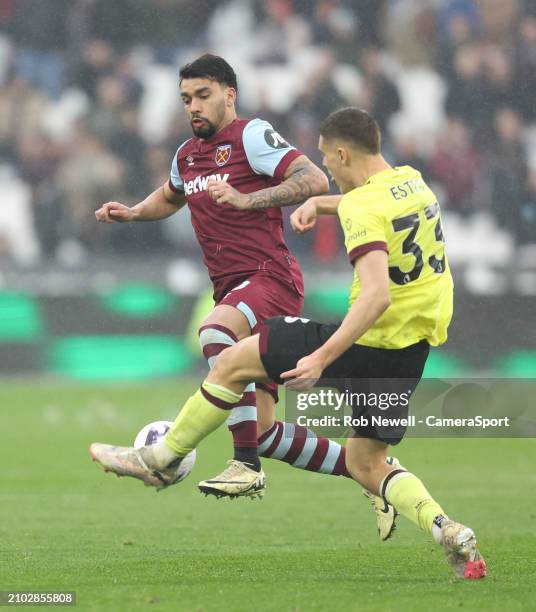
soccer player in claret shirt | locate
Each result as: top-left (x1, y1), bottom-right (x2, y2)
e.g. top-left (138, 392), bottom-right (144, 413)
top-left (91, 107), bottom-right (487, 579)
top-left (94, 55), bottom-right (371, 501)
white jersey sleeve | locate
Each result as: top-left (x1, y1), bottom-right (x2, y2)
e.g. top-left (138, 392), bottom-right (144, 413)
top-left (169, 139), bottom-right (192, 192)
top-left (242, 118), bottom-right (298, 177)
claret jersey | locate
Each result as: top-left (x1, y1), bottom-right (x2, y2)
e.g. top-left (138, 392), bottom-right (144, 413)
top-left (168, 118), bottom-right (304, 301)
top-left (338, 165), bottom-right (454, 349)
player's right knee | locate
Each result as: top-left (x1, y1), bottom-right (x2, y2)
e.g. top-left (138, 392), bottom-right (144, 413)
top-left (210, 345), bottom-right (242, 385)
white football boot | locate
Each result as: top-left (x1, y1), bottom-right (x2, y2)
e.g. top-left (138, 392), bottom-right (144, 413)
top-left (198, 460), bottom-right (266, 499)
top-left (89, 443), bottom-right (181, 490)
top-left (440, 520), bottom-right (487, 579)
top-left (362, 457), bottom-right (401, 541)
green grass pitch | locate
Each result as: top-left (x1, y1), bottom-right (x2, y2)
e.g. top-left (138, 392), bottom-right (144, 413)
top-left (1, 381), bottom-right (535, 611)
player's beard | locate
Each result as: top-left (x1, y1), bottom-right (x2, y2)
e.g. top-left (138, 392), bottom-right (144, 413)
top-left (191, 118), bottom-right (217, 138)
top-left (190, 103), bottom-right (226, 139)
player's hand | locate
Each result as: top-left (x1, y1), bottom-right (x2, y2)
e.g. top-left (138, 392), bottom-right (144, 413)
top-left (290, 198), bottom-right (318, 234)
top-left (281, 352), bottom-right (325, 391)
top-left (95, 202), bottom-right (135, 223)
top-left (207, 179), bottom-right (249, 209)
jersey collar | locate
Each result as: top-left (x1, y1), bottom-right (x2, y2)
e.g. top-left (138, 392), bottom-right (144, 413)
top-left (364, 166), bottom-right (402, 186)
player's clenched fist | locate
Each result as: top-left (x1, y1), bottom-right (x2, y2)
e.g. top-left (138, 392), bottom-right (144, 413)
top-left (95, 202), bottom-right (135, 223)
top-left (207, 179), bottom-right (249, 209)
top-left (290, 198), bottom-right (318, 234)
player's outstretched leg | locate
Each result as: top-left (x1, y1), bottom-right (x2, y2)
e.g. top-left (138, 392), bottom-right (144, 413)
top-left (89, 381), bottom-right (242, 490)
top-left (346, 437), bottom-right (487, 579)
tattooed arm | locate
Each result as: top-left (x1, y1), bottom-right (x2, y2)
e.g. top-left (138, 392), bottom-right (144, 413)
top-left (207, 156), bottom-right (329, 210)
top-left (246, 156), bottom-right (329, 209)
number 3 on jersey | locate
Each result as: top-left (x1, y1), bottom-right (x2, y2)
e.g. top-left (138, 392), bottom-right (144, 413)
top-left (389, 202), bottom-right (446, 285)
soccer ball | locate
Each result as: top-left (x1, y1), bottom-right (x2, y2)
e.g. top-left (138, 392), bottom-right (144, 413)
top-left (133, 420), bottom-right (196, 484)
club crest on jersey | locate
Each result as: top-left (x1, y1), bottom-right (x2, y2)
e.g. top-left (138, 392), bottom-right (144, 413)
top-left (215, 144), bottom-right (232, 167)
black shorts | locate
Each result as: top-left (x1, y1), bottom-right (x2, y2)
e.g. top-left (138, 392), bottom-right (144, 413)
top-left (259, 316), bottom-right (430, 444)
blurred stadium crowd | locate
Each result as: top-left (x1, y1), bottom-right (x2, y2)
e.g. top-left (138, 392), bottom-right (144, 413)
top-left (1, 0), bottom-right (535, 274)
